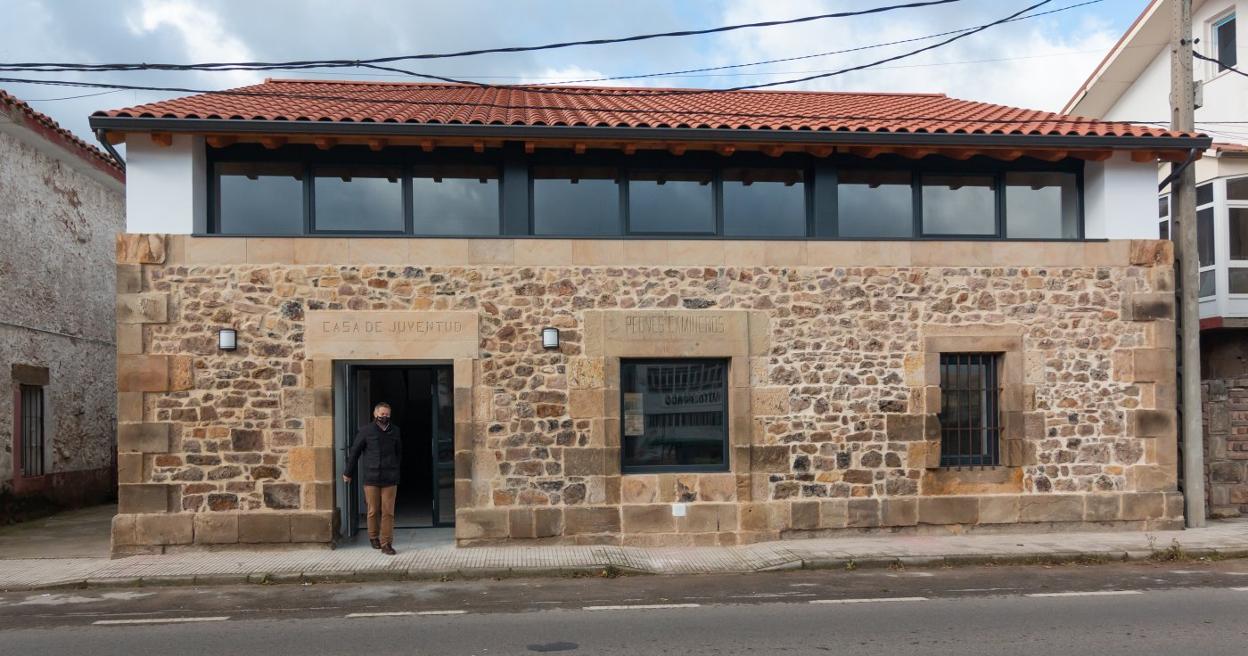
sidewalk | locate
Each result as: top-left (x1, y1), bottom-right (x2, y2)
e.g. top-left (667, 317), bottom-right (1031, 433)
top-left (3, 513), bottom-right (1248, 591)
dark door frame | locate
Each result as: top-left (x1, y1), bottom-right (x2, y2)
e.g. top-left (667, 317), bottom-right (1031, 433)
top-left (343, 362), bottom-right (455, 535)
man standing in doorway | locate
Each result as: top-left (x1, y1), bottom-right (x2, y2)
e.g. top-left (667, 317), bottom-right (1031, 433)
top-left (343, 402), bottom-right (402, 555)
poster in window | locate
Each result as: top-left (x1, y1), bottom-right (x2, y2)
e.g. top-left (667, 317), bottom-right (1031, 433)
top-left (623, 392), bottom-right (644, 436)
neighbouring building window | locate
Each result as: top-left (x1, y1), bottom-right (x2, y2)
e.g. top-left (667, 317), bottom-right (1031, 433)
top-left (214, 162), bottom-right (305, 234)
top-left (1214, 13), bottom-right (1237, 71)
top-left (938, 353), bottom-right (1001, 468)
top-left (722, 168), bottom-right (807, 237)
top-left (621, 359), bottom-right (728, 473)
top-left (837, 169), bottom-right (914, 238)
top-left (627, 169), bottom-right (716, 234)
top-left (1198, 182), bottom-right (1216, 297)
top-left (921, 174), bottom-right (996, 236)
top-left (411, 164), bottom-right (501, 236)
top-left (1230, 176), bottom-right (1248, 293)
top-left (19, 384), bottom-right (45, 477)
top-left (313, 164), bottom-right (405, 232)
top-left (1158, 195), bottom-right (1170, 239)
top-left (532, 165), bottom-right (621, 236)
top-left (1004, 171), bottom-right (1079, 238)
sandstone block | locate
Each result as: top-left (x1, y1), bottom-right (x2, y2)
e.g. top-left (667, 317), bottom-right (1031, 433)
top-left (1129, 293), bottom-right (1174, 321)
top-left (509, 508), bottom-right (536, 539)
top-left (169, 355), bottom-right (194, 391)
top-left (135, 513), bottom-right (193, 546)
top-left (568, 358), bottom-right (605, 389)
top-left (697, 474), bottom-right (737, 502)
top-left (263, 483), bottom-right (302, 509)
top-left (455, 509), bottom-right (509, 540)
top-left (1120, 492), bottom-right (1164, 520)
top-left (1128, 239), bottom-right (1173, 266)
top-left (116, 293), bottom-right (168, 324)
top-left (282, 388), bottom-right (315, 417)
top-left (117, 391), bottom-right (143, 422)
top-left (568, 389), bottom-right (605, 418)
top-left (290, 512), bottom-right (333, 543)
top-left (117, 453), bottom-right (144, 484)
top-left (847, 499), bottom-right (881, 528)
top-left (304, 483), bottom-right (335, 511)
top-left (116, 234), bottom-right (165, 264)
top-left (534, 508), bottom-right (564, 538)
top-left (818, 499), bottom-right (849, 529)
top-left (111, 514), bottom-right (138, 547)
top-left (1133, 409), bottom-right (1176, 439)
top-left (790, 500), bottom-right (819, 530)
top-left (751, 387), bottom-right (790, 416)
top-left (238, 513), bottom-right (291, 543)
top-left (918, 497), bottom-right (977, 525)
top-left (194, 513), bottom-right (239, 544)
top-left (886, 414), bottom-right (938, 442)
top-left (564, 448), bottom-right (607, 477)
top-left (289, 447), bottom-right (334, 482)
top-left (751, 445), bottom-right (790, 472)
top-left (118, 355), bottom-right (169, 392)
top-left (118, 422), bottom-right (171, 453)
top-left (116, 264), bottom-right (142, 294)
top-left (622, 504), bottom-right (676, 534)
top-left (882, 498), bottom-right (917, 526)
top-left (1129, 464), bottom-right (1177, 492)
top-left (1084, 494), bottom-right (1121, 522)
top-left (1018, 494), bottom-right (1083, 523)
top-left (118, 484), bottom-right (172, 514)
top-left (1132, 349), bottom-right (1175, 383)
top-left (978, 495), bottom-right (1020, 524)
top-left (621, 476), bottom-right (658, 504)
top-left (565, 507), bottom-right (620, 535)
top-left (117, 324), bottom-right (143, 355)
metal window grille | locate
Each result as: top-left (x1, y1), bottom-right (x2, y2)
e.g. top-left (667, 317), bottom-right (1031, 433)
top-left (938, 354), bottom-right (1001, 468)
top-left (19, 385), bottom-right (45, 477)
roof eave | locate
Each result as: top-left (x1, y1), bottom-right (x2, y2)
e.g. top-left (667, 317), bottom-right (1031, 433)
top-left (88, 116), bottom-right (1211, 151)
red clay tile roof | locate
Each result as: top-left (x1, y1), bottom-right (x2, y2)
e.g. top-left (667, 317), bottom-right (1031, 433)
top-left (94, 78), bottom-right (1198, 141)
top-left (2, 89), bottom-right (124, 181)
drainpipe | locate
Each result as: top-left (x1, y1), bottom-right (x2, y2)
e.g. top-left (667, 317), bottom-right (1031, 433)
top-left (93, 128), bottom-right (125, 172)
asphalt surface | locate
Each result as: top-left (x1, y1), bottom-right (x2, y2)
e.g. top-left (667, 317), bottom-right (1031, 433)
top-left (2, 560), bottom-right (1247, 654)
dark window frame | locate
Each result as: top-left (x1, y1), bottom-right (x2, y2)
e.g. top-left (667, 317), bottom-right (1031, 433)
top-left (937, 353), bottom-right (1002, 468)
top-left (619, 357), bottom-right (731, 475)
top-left (206, 144), bottom-right (1084, 241)
top-left (18, 384), bottom-right (45, 478)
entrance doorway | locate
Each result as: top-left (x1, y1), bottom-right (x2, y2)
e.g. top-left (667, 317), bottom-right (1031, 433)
top-left (344, 364), bottom-right (455, 534)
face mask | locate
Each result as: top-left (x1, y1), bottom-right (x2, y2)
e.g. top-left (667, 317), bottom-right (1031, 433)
top-left (376, 416), bottom-right (390, 428)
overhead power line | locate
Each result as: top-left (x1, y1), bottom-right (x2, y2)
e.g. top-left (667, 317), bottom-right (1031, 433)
top-left (0, 0), bottom-right (959, 73)
top-left (1192, 51), bottom-right (1248, 78)
top-left (6, 74), bottom-right (1239, 128)
top-left (0, 0), bottom-right (1048, 99)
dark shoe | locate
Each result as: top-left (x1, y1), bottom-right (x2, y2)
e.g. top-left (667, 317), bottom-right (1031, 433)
top-left (381, 544), bottom-right (396, 556)
top-left (370, 538), bottom-right (381, 550)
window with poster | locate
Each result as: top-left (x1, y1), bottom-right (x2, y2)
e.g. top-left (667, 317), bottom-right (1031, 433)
top-left (620, 359), bottom-right (729, 473)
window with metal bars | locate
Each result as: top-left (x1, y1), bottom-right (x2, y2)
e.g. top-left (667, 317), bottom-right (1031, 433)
top-left (19, 385), bottom-right (45, 477)
top-left (938, 354), bottom-right (1001, 468)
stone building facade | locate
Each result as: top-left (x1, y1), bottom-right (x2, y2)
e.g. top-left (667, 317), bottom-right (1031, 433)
top-left (0, 90), bottom-right (124, 513)
top-left (1203, 330), bottom-right (1248, 517)
top-left (112, 234), bottom-right (1184, 551)
top-left (92, 80), bottom-right (1207, 554)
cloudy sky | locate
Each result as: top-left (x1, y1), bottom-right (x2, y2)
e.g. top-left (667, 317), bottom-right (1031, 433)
top-left (1, 0), bottom-right (1153, 147)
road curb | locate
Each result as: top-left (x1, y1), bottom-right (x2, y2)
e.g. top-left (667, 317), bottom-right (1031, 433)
top-left (3, 547), bottom-right (1247, 592)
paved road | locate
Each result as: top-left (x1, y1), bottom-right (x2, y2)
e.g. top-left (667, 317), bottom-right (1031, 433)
top-left (2, 560), bottom-right (1247, 655)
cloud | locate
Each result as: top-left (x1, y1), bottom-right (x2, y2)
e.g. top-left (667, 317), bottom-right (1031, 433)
top-left (125, 0), bottom-right (261, 89)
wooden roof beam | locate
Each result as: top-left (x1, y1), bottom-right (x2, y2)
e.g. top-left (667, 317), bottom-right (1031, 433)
top-left (1025, 150), bottom-right (1068, 162)
top-left (806, 145), bottom-right (834, 158)
top-left (897, 147), bottom-right (936, 160)
top-left (205, 135), bottom-right (235, 149)
top-left (762, 145), bottom-right (786, 158)
top-left (848, 145), bottom-right (889, 159)
top-left (1070, 150), bottom-right (1112, 161)
top-left (668, 143), bottom-right (688, 156)
top-left (984, 149), bottom-right (1025, 161)
top-left (574, 142), bottom-right (587, 155)
top-left (1130, 150), bottom-right (1157, 163)
top-left (716, 144), bottom-right (736, 157)
top-left (313, 137), bottom-right (337, 150)
top-left (366, 138), bottom-right (387, 152)
top-left (940, 148), bottom-right (977, 160)
top-left (150, 132), bottom-right (173, 147)
top-left (622, 143), bottom-right (638, 155)
top-left (259, 136), bottom-right (286, 150)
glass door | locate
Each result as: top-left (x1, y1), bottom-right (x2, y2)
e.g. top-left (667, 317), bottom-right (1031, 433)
top-left (432, 366), bottom-right (456, 526)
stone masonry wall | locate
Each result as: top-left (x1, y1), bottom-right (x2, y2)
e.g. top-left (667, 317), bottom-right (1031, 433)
top-left (113, 235), bottom-right (1183, 553)
top-left (1202, 329), bottom-right (1248, 518)
top-left (0, 128), bottom-right (123, 507)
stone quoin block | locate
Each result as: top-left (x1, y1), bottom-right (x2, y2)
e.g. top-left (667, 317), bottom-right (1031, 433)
top-left (918, 497), bottom-right (978, 525)
top-left (564, 507), bottom-right (621, 535)
top-left (455, 508), bottom-right (510, 540)
top-left (238, 513), bottom-right (292, 543)
top-left (882, 498), bottom-right (918, 526)
top-left (134, 513), bottom-right (193, 546)
top-left (622, 504), bottom-right (676, 534)
top-left (116, 293), bottom-right (168, 324)
top-left (118, 484), bottom-right (173, 514)
top-left (116, 264), bottom-right (143, 294)
top-left (116, 233), bottom-right (166, 264)
top-left (118, 355), bottom-right (170, 392)
top-left (290, 512), bottom-right (333, 543)
top-left (194, 513), bottom-right (239, 544)
top-left (1018, 494), bottom-right (1084, 523)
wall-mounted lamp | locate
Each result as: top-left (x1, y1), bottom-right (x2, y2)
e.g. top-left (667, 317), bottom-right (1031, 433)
top-left (541, 327), bottom-right (560, 350)
top-left (218, 328), bottom-right (238, 351)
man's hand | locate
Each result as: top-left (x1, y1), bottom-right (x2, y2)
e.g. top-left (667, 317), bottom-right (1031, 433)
top-left (342, 474), bottom-right (352, 483)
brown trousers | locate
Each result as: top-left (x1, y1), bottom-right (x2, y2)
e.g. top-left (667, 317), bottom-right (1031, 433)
top-left (364, 484), bottom-right (397, 546)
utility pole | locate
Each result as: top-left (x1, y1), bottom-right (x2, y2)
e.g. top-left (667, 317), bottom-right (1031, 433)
top-left (1170, 0), bottom-right (1205, 528)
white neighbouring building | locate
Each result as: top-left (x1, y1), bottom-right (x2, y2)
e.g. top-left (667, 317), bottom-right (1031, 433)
top-left (1066, 0), bottom-right (1248, 517)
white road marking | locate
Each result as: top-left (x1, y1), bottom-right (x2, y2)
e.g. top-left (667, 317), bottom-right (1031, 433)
top-left (949, 587), bottom-right (1021, 593)
top-left (583, 603), bottom-right (701, 611)
top-left (1169, 570), bottom-right (1205, 574)
top-left (347, 612), bottom-right (414, 618)
top-left (1230, 587), bottom-right (1248, 591)
top-left (417, 610), bottom-right (468, 616)
top-left (93, 616), bottom-right (229, 625)
top-left (1027, 591), bottom-right (1144, 598)
top-left (810, 597), bottom-right (928, 604)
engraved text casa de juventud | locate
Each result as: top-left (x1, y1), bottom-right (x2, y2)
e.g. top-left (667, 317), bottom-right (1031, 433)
top-left (318, 319), bottom-right (465, 336)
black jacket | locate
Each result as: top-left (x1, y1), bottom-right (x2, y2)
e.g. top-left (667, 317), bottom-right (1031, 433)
top-left (346, 421), bottom-right (403, 486)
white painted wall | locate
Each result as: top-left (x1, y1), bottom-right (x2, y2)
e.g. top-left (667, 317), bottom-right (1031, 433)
top-left (1106, 0), bottom-right (1248, 147)
top-left (1083, 152), bottom-right (1160, 239)
top-left (125, 134), bottom-right (205, 233)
